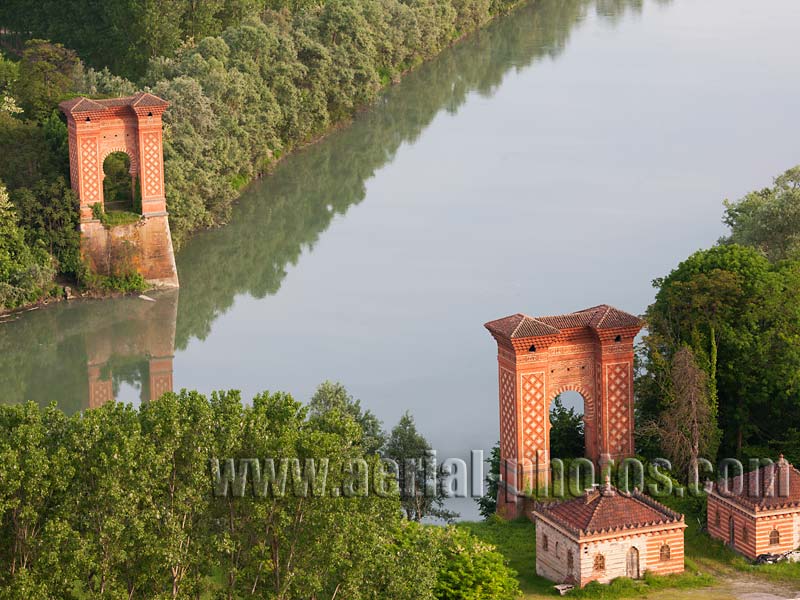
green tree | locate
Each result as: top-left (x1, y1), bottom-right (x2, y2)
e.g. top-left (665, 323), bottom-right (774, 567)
top-left (10, 178), bottom-right (80, 276)
top-left (723, 165), bottom-right (800, 262)
top-left (384, 412), bottom-right (458, 522)
top-left (139, 390), bottom-right (216, 598)
top-left (0, 182), bottom-right (55, 311)
top-left (476, 443), bottom-right (499, 519)
top-left (307, 380), bottom-right (386, 454)
top-left (14, 40), bottom-right (82, 122)
top-left (0, 403), bottom-right (74, 596)
top-left (432, 526), bottom-right (521, 600)
top-left (548, 395), bottom-right (584, 459)
top-left (642, 244), bottom-right (800, 458)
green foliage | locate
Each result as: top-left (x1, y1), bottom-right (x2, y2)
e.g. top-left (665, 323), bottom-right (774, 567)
top-left (10, 178), bottom-right (81, 276)
top-left (0, 112), bottom-right (68, 191)
top-left (14, 40), bottom-right (82, 121)
top-left (385, 411), bottom-right (459, 522)
top-left (0, 391), bottom-right (450, 598)
top-left (91, 202), bottom-right (142, 228)
top-left (640, 244), bottom-right (800, 458)
top-left (476, 442), bottom-right (500, 518)
top-left (722, 165), bottom-right (800, 262)
top-left (459, 518), bottom-right (541, 593)
top-left (87, 271), bottom-right (149, 294)
top-left (549, 395), bottom-right (585, 459)
top-left (0, 182), bottom-right (56, 311)
top-left (308, 380), bottom-right (386, 454)
top-left (102, 152), bottom-right (141, 213)
top-left (432, 525), bottom-right (521, 599)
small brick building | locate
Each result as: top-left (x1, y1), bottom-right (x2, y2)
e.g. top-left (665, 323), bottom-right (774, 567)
top-left (532, 481), bottom-right (686, 587)
top-left (707, 456), bottom-right (800, 560)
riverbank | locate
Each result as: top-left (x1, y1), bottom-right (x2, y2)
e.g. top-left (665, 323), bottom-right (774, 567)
top-left (139, 0), bottom-right (534, 248)
top-left (0, 0), bottom-right (532, 315)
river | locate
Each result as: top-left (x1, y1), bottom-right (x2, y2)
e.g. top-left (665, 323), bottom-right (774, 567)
top-left (2, 0), bottom-right (799, 519)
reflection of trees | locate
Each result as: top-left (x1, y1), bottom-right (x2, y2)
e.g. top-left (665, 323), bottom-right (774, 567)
top-left (0, 0), bottom-right (669, 412)
top-left (0, 291), bottom-right (177, 413)
top-left (175, 0), bottom-right (661, 348)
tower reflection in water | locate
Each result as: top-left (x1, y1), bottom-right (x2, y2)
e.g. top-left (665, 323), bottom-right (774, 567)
top-left (0, 290), bottom-right (177, 413)
top-left (85, 290), bottom-right (177, 409)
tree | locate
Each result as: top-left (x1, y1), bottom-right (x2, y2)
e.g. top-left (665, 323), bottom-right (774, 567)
top-left (138, 390), bottom-right (216, 598)
top-left (0, 181), bottom-right (55, 311)
top-left (432, 526), bottom-right (521, 600)
top-left (307, 380), bottom-right (385, 454)
top-left (10, 178), bottom-right (81, 276)
top-left (548, 395), bottom-right (584, 459)
top-left (476, 443), bottom-right (500, 519)
top-left (722, 165), bottom-right (800, 262)
top-left (642, 244), bottom-right (800, 459)
top-left (384, 412), bottom-right (458, 523)
top-left (14, 40), bottom-right (82, 122)
top-left (644, 347), bottom-right (720, 486)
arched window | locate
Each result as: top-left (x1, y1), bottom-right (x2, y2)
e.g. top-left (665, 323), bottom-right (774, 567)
top-left (594, 553), bottom-right (605, 572)
top-left (770, 529), bottom-right (781, 545)
top-left (542, 535), bottom-right (549, 551)
top-left (659, 544), bottom-right (671, 561)
top-left (743, 526), bottom-right (749, 544)
top-left (714, 510), bottom-right (720, 527)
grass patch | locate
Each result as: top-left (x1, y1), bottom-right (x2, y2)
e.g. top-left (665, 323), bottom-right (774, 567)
top-left (458, 516), bottom-right (553, 596)
top-left (92, 202), bottom-right (141, 227)
top-left (460, 516), bottom-right (713, 600)
top-left (84, 271), bottom-right (148, 293)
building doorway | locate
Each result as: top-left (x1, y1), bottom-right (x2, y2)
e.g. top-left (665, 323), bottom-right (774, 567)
top-left (626, 547), bottom-right (639, 579)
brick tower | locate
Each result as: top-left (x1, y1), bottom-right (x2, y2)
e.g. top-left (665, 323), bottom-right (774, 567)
top-left (60, 92), bottom-right (178, 287)
top-left (485, 305), bottom-right (643, 517)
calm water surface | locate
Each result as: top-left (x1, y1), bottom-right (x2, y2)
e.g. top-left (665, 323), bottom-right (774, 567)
top-left (2, 0), bottom-right (799, 518)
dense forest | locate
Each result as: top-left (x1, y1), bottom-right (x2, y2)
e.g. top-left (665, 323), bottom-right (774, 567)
top-left (0, 0), bottom-right (526, 310)
top-left (636, 166), bottom-right (800, 474)
top-left (0, 383), bottom-right (522, 598)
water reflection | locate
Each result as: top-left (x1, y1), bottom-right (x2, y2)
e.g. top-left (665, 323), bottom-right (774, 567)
top-left (174, 0), bottom-right (654, 349)
top-left (0, 291), bottom-right (177, 412)
top-left (5, 0), bottom-right (665, 412)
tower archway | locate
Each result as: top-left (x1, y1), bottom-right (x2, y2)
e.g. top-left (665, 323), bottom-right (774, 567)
top-left (485, 305), bottom-right (643, 516)
top-left (60, 93), bottom-right (178, 287)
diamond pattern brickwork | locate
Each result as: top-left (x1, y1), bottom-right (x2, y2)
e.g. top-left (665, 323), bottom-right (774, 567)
top-left (80, 138), bottom-right (101, 202)
top-left (142, 131), bottom-right (163, 198)
top-left (606, 363), bottom-right (631, 454)
top-left (69, 135), bottom-right (79, 190)
top-left (499, 369), bottom-right (517, 459)
top-left (521, 372), bottom-right (546, 460)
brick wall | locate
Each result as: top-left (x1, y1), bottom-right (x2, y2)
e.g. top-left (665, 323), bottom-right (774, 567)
top-left (81, 215), bottom-right (178, 287)
top-left (535, 520), bottom-right (580, 584)
top-left (709, 494), bottom-right (800, 560)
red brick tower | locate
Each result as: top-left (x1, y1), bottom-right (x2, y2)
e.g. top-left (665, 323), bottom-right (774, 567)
top-left (60, 93), bottom-right (178, 287)
top-left (485, 305), bottom-right (643, 517)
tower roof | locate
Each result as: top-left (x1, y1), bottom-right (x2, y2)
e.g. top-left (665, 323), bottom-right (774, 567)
top-left (485, 304), bottom-right (642, 340)
top-left (60, 92), bottom-right (168, 117)
top-left (533, 484), bottom-right (684, 537)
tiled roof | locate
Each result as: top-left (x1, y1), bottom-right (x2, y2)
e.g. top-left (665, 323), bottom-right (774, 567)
top-left (60, 92), bottom-right (168, 115)
top-left (534, 483), bottom-right (684, 536)
top-left (59, 97), bottom-right (108, 113)
top-left (485, 305), bottom-right (642, 339)
top-left (714, 457), bottom-right (800, 511)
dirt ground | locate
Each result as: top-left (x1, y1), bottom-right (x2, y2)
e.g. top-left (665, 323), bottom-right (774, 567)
top-left (648, 574), bottom-right (799, 600)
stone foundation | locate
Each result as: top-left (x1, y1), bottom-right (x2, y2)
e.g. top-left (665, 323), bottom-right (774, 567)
top-left (80, 214), bottom-right (179, 288)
